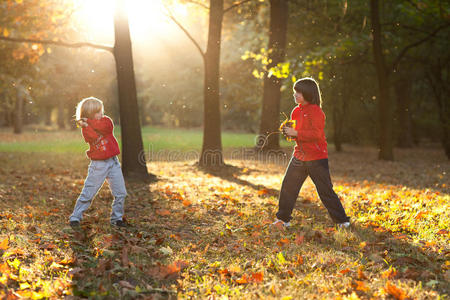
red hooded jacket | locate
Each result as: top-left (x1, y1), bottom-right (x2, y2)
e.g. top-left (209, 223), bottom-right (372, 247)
top-left (81, 116), bottom-right (120, 160)
top-left (291, 103), bottom-right (328, 161)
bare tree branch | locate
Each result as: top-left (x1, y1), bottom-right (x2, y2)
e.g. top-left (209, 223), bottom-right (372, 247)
top-left (183, 0), bottom-right (209, 10)
top-left (0, 35), bottom-right (114, 52)
top-left (223, 0), bottom-right (253, 14)
top-left (392, 23), bottom-right (450, 71)
top-left (163, 8), bottom-right (205, 58)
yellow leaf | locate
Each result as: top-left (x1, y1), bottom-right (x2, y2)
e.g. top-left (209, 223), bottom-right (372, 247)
top-left (270, 284), bottom-right (276, 295)
top-left (0, 238), bottom-right (9, 250)
top-left (16, 0), bottom-right (23, 3)
top-left (3, 28), bottom-right (9, 37)
top-left (19, 282), bottom-right (31, 290)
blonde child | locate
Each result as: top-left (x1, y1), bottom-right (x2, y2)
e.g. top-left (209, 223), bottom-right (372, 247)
top-left (69, 97), bottom-right (127, 228)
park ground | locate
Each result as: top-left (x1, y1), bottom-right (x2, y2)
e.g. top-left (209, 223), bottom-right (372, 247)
top-left (0, 127), bottom-right (449, 299)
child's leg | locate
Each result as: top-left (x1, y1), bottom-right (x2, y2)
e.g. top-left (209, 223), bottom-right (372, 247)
top-left (308, 159), bottom-right (350, 223)
top-left (69, 160), bottom-right (109, 222)
top-left (276, 157), bottom-right (308, 223)
top-left (106, 156), bottom-right (127, 223)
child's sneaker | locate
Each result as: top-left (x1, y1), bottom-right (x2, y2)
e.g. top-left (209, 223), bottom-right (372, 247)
top-left (337, 222), bottom-right (351, 229)
top-left (111, 220), bottom-right (127, 228)
top-left (70, 220), bottom-right (81, 230)
top-left (271, 219), bottom-right (291, 229)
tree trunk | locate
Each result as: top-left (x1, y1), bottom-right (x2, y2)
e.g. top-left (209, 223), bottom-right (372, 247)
top-left (427, 65), bottom-right (450, 159)
top-left (199, 0), bottom-right (224, 167)
top-left (370, 0), bottom-right (394, 160)
top-left (44, 105), bottom-right (52, 126)
top-left (113, 0), bottom-right (153, 179)
top-left (13, 86), bottom-right (24, 134)
top-left (332, 106), bottom-right (343, 152)
top-left (57, 99), bottom-right (65, 129)
top-left (394, 77), bottom-right (414, 148)
top-left (259, 0), bottom-right (289, 150)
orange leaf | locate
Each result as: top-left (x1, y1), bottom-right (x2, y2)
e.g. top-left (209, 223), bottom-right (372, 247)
top-left (384, 281), bottom-right (407, 300)
top-left (182, 199), bottom-right (192, 207)
top-left (250, 272), bottom-right (264, 282)
top-left (295, 254), bottom-right (304, 266)
top-left (357, 268), bottom-right (368, 280)
top-left (156, 209), bottom-right (171, 216)
top-left (58, 257), bottom-right (75, 265)
top-left (340, 268), bottom-right (351, 275)
top-left (236, 274), bottom-right (248, 284)
top-left (352, 280), bottom-right (369, 292)
top-left (277, 238), bottom-right (290, 247)
top-left (257, 188), bottom-right (269, 196)
top-left (437, 229), bottom-right (448, 235)
top-left (0, 238), bottom-right (9, 250)
top-left (381, 268), bottom-right (397, 279)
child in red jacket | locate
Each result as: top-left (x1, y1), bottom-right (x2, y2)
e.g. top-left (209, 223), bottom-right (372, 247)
top-left (273, 78), bottom-right (350, 228)
top-left (69, 97), bottom-right (127, 228)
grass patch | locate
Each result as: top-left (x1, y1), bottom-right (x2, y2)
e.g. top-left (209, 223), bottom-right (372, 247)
top-left (0, 126), bottom-right (292, 153)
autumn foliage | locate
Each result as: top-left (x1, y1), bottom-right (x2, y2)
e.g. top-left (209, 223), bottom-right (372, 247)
top-left (0, 145), bottom-right (448, 298)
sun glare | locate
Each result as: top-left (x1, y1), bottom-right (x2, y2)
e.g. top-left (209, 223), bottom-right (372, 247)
top-left (76, 0), bottom-right (187, 40)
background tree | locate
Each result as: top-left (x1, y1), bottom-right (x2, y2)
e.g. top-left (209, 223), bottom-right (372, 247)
top-left (259, 0), bottom-right (288, 151)
top-left (168, 0), bottom-right (257, 167)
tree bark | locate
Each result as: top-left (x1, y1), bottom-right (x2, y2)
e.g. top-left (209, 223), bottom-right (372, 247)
top-left (113, 0), bottom-right (153, 179)
top-left (199, 0), bottom-right (224, 167)
top-left (394, 77), bottom-right (414, 148)
top-left (13, 86), bottom-right (24, 134)
top-left (370, 0), bottom-right (394, 160)
top-left (57, 99), bottom-right (65, 129)
top-left (259, 0), bottom-right (289, 150)
top-left (427, 64), bottom-right (450, 159)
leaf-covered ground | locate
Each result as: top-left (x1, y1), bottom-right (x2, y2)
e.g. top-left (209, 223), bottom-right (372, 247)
top-left (0, 145), bottom-right (448, 299)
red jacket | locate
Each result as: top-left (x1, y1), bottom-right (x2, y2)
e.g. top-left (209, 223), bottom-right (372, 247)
top-left (291, 103), bottom-right (328, 161)
top-left (81, 116), bottom-right (120, 160)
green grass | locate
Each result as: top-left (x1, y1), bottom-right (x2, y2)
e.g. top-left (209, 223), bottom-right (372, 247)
top-left (0, 126), bottom-right (292, 153)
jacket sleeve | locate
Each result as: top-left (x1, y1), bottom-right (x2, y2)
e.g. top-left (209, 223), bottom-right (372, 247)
top-left (81, 126), bottom-right (100, 143)
top-left (87, 116), bottom-right (114, 136)
top-left (297, 106), bottom-right (325, 142)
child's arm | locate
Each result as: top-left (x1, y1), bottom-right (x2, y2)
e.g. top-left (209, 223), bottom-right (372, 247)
top-left (87, 116), bottom-right (114, 136)
top-left (81, 125), bottom-right (101, 143)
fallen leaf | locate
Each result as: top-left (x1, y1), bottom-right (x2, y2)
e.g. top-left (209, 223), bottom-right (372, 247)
top-left (340, 268), bottom-right (351, 275)
top-left (251, 272), bottom-right (264, 282)
top-left (277, 238), bottom-right (290, 247)
top-left (381, 268), bottom-right (398, 279)
top-left (122, 247), bottom-right (129, 268)
top-left (236, 274), bottom-right (248, 284)
top-left (156, 209), bottom-right (171, 216)
top-left (0, 238), bottom-right (9, 250)
top-left (384, 281), bottom-right (407, 300)
top-left (119, 280), bottom-right (135, 290)
top-left (357, 268), bottom-right (368, 280)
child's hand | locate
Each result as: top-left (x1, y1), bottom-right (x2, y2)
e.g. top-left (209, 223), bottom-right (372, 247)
top-left (77, 118), bottom-right (88, 128)
top-left (94, 112), bottom-right (103, 120)
top-left (283, 127), bottom-right (297, 137)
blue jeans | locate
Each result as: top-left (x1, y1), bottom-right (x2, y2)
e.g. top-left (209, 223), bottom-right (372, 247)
top-left (276, 157), bottom-right (350, 224)
top-left (70, 156), bottom-right (127, 223)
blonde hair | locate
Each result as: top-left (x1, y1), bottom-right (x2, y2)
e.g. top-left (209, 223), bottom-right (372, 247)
top-left (75, 97), bottom-right (104, 120)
